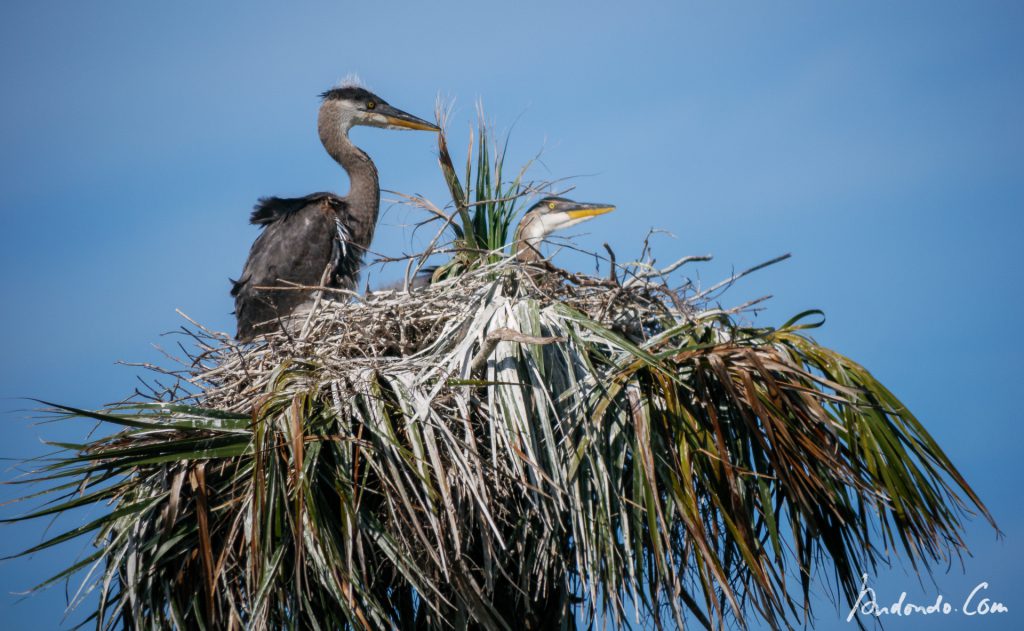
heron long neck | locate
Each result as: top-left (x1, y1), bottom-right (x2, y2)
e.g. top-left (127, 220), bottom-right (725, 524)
top-left (513, 213), bottom-right (545, 263)
top-left (318, 112), bottom-right (380, 249)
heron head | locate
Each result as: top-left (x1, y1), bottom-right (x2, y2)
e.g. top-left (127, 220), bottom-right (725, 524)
top-left (319, 85), bottom-right (439, 132)
top-left (518, 197), bottom-right (616, 244)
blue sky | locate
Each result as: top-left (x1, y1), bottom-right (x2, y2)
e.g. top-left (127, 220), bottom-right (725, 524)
top-left (1, 1), bottom-right (1021, 628)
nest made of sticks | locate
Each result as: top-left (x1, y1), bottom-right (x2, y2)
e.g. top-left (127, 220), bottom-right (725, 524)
top-left (167, 254), bottom-right (709, 413)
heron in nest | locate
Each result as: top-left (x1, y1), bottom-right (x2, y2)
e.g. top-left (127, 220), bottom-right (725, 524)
top-left (512, 196), bottom-right (615, 263)
top-left (231, 82), bottom-right (438, 341)
top-left (396, 196), bottom-right (616, 290)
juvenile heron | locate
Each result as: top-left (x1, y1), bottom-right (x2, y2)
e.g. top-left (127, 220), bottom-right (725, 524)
top-left (395, 196), bottom-right (615, 290)
top-left (511, 196), bottom-right (615, 263)
top-left (232, 84), bottom-right (438, 341)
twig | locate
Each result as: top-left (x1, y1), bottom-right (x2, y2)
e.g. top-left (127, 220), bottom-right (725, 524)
top-left (603, 243), bottom-right (619, 285)
top-left (623, 255), bottom-right (713, 288)
top-left (469, 327), bottom-right (566, 373)
top-left (300, 264), bottom-right (335, 340)
top-left (692, 253), bottom-right (791, 301)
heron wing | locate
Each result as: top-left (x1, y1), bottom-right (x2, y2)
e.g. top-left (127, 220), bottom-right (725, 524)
top-left (233, 194), bottom-right (348, 340)
top-left (249, 192), bottom-right (339, 226)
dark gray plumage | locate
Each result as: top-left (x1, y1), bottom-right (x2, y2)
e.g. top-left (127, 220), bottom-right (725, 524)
top-left (231, 84), bottom-right (438, 341)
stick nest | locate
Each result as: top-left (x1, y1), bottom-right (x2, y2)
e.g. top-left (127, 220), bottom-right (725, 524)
top-left (176, 257), bottom-right (695, 413)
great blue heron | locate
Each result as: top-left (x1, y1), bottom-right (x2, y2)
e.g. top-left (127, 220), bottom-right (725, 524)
top-left (512, 196), bottom-right (615, 263)
top-left (231, 84), bottom-right (438, 341)
top-left (393, 196), bottom-right (615, 290)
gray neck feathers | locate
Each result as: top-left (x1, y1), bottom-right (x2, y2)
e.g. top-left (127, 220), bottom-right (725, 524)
top-left (318, 104), bottom-right (380, 250)
top-left (514, 212), bottom-right (545, 263)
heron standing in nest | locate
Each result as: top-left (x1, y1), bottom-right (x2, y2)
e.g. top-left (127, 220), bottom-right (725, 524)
top-left (231, 82), bottom-right (438, 341)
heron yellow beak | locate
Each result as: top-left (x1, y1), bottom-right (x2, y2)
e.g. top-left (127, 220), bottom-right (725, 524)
top-left (565, 205), bottom-right (615, 220)
top-left (375, 103), bottom-right (440, 131)
top-left (383, 115), bottom-right (440, 131)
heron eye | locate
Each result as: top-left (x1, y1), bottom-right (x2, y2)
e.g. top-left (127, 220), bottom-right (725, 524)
top-left (548, 202), bottom-right (555, 209)
top-left (367, 101), bottom-right (376, 110)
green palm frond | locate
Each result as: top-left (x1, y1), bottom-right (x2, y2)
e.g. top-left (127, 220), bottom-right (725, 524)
top-left (432, 104), bottom-right (539, 282)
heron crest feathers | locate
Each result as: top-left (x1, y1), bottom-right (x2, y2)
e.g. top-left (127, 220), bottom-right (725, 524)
top-left (320, 74), bottom-right (376, 102)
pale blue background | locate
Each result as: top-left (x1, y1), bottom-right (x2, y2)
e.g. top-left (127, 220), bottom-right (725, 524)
top-left (1, 1), bottom-right (1020, 629)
